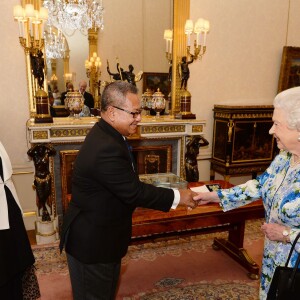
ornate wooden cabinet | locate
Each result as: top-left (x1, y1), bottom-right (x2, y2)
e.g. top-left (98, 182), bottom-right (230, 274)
top-left (210, 105), bottom-right (277, 181)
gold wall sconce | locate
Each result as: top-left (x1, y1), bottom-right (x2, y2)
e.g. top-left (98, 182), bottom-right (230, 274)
top-left (184, 18), bottom-right (210, 60)
top-left (14, 2), bottom-right (52, 123)
top-left (13, 3), bottom-right (48, 55)
top-left (85, 52), bottom-right (102, 108)
top-left (164, 29), bottom-right (173, 63)
top-left (175, 18), bottom-right (210, 120)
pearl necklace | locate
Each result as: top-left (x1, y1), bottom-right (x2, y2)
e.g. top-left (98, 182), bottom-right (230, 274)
top-left (290, 155), bottom-right (300, 168)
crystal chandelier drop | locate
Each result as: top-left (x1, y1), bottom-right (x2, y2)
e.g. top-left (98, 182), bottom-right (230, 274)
top-left (44, 26), bottom-right (67, 59)
top-left (43, 0), bottom-right (104, 36)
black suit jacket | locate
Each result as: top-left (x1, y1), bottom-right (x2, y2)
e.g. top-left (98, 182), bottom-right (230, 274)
top-left (60, 91), bottom-right (68, 105)
top-left (60, 119), bottom-right (174, 264)
top-left (83, 91), bottom-right (94, 109)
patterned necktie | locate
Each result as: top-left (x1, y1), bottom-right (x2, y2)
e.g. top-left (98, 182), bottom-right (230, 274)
top-left (125, 138), bottom-right (135, 172)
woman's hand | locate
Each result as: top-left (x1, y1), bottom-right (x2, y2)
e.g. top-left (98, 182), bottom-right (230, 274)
top-left (193, 191), bottom-right (220, 205)
top-left (261, 223), bottom-right (289, 242)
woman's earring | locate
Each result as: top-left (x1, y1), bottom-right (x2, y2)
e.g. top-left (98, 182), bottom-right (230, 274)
top-left (298, 135), bottom-right (300, 142)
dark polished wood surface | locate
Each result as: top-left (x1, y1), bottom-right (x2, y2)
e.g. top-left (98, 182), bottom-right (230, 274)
top-left (131, 180), bottom-right (264, 279)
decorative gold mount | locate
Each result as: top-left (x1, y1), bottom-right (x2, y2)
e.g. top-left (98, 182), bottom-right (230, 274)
top-left (187, 43), bottom-right (206, 61)
top-left (19, 36), bottom-right (45, 55)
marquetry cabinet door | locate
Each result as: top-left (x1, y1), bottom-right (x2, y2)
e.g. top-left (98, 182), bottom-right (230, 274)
top-left (210, 105), bottom-right (277, 181)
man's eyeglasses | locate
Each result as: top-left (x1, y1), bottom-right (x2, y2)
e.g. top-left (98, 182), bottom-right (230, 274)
top-left (112, 106), bottom-right (142, 119)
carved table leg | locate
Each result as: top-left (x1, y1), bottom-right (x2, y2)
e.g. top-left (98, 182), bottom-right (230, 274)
top-left (212, 221), bottom-right (260, 279)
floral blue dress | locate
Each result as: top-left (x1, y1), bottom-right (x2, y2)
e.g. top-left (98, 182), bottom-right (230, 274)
top-left (217, 150), bottom-right (300, 299)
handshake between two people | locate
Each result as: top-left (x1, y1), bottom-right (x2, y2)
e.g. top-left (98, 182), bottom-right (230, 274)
top-left (178, 190), bottom-right (220, 210)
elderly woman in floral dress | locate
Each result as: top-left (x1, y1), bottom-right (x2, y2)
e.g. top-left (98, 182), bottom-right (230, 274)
top-left (194, 86), bottom-right (300, 299)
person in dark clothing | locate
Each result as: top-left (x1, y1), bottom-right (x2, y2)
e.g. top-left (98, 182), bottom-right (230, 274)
top-left (79, 80), bottom-right (94, 109)
top-left (0, 141), bottom-right (40, 300)
top-left (60, 81), bottom-right (197, 300)
top-left (61, 82), bottom-right (74, 106)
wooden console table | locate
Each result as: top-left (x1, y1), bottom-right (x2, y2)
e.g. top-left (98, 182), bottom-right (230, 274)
top-left (131, 180), bottom-right (264, 279)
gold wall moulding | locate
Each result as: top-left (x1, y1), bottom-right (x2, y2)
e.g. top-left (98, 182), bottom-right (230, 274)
top-left (192, 125), bottom-right (204, 133)
top-left (50, 128), bottom-right (91, 138)
top-left (27, 117), bottom-right (206, 145)
top-left (141, 125), bottom-right (186, 135)
top-left (33, 131), bottom-right (49, 140)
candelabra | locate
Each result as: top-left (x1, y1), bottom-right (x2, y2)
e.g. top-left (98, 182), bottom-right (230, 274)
top-left (64, 73), bottom-right (74, 84)
top-left (184, 18), bottom-right (210, 60)
top-left (14, 2), bottom-right (53, 124)
top-left (85, 52), bottom-right (102, 108)
top-left (13, 3), bottom-right (48, 55)
top-left (175, 18), bottom-right (210, 120)
top-left (85, 52), bottom-right (102, 78)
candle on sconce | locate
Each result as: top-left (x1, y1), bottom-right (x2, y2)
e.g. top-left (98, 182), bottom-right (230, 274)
top-left (39, 7), bottom-right (48, 21)
top-left (164, 29), bottom-right (173, 53)
top-left (13, 4), bottom-right (24, 37)
top-left (182, 17), bottom-right (210, 61)
top-left (13, 5), bottom-right (23, 18)
top-left (203, 32), bottom-right (207, 46)
top-left (13, 3), bottom-right (49, 57)
top-left (184, 20), bottom-right (193, 47)
top-left (204, 19), bottom-right (210, 32)
top-left (18, 22), bottom-right (23, 37)
top-left (25, 3), bottom-right (34, 37)
top-left (202, 19), bottom-right (210, 46)
top-left (25, 4), bottom-right (35, 18)
top-left (95, 61), bottom-right (99, 71)
top-left (32, 11), bottom-right (40, 41)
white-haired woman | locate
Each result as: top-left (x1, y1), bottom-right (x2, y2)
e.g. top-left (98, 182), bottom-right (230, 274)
top-left (194, 86), bottom-right (300, 299)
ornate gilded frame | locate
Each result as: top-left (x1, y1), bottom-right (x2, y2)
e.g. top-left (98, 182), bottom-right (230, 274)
top-left (278, 46), bottom-right (300, 93)
top-left (23, 0), bottom-right (189, 117)
top-left (60, 150), bottom-right (79, 214)
top-left (143, 72), bottom-right (170, 97)
top-left (132, 145), bottom-right (172, 174)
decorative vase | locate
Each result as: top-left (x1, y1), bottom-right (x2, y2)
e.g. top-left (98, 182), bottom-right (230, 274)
top-left (65, 91), bottom-right (84, 119)
top-left (152, 88), bottom-right (166, 118)
top-left (141, 88), bottom-right (153, 116)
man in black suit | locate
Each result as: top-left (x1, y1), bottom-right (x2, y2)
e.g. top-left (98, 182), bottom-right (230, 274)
top-left (60, 82), bottom-right (74, 106)
top-left (60, 81), bottom-right (197, 300)
top-left (79, 80), bottom-right (94, 109)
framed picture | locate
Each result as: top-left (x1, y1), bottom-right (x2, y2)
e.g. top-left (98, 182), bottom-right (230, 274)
top-left (131, 145), bottom-right (172, 175)
top-left (143, 72), bottom-right (170, 98)
top-left (60, 150), bottom-right (79, 213)
top-left (278, 46), bottom-right (300, 92)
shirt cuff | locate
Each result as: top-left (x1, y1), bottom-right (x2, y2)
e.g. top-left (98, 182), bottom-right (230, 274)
top-left (171, 189), bottom-right (180, 209)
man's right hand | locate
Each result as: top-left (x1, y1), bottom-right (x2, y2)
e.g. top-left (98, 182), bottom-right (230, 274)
top-left (178, 189), bottom-right (198, 209)
top-left (193, 191), bottom-right (220, 205)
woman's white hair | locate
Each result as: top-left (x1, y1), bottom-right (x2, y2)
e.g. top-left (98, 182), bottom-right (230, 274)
top-left (274, 86), bottom-right (300, 130)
